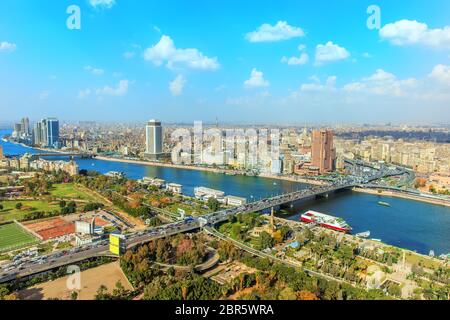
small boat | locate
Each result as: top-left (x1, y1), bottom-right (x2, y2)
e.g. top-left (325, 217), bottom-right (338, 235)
top-left (355, 231), bottom-right (371, 238)
top-left (378, 201), bottom-right (390, 207)
top-left (273, 182), bottom-right (277, 186)
top-left (371, 238), bottom-right (382, 242)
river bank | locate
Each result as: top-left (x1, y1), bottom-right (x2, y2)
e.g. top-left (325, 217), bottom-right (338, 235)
top-left (353, 187), bottom-right (450, 208)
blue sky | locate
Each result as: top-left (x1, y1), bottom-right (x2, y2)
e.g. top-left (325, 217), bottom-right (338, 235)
top-left (0, 0), bottom-right (449, 124)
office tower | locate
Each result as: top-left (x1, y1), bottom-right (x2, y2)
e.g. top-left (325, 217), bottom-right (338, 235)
top-left (21, 117), bottom-right (30, 135)
top-left (145, 119), bottom-right (163, 160)
top-left (41, 119), bottom-right (48, 146)
top-left (45, 118), bottom-right (59, 148)
top-left (31, 118), bottom-right (59, 147)
top-left (311, 129), bottom-right (336, 174)
top-left (13, 123), bottom-right (22, 138)
top-left (33, 121), bottom-right (43, 146)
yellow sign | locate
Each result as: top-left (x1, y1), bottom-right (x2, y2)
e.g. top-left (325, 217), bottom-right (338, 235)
top-left (109, 234), bottom-right (124, 256)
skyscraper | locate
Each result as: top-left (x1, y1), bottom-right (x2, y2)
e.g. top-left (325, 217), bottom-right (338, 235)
top-left (311, 129), bottom-right (336, 174)
top-left (46, 118), bottom-right (59, 148)
top-left (32, 118), bottom-right (59, 148)
top-left (21, 117), bottom-right (30, 135)
top-left (145, 119), bottom-right (163, 160)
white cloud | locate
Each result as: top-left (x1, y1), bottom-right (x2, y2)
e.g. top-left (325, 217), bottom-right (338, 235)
top-left (315, 41), bottom-right (350, 64)
top-left (429, 64), bottom-right (450, 85)
top-left (144, 35), bottom-right (219, 71)
top-left (244, 68), bottom-right (270, 89)
top-left (169, 75), bottom-right (186, 96)
top-left (281, 53), bottom-right (309, 65)
top-left (245, 21), bottom-right (305, 42)
top-left (0, 41), bottom-right (16, 52)
top-left (84, 65), bottom-right (104, 76)
top-left (281, 45), bottom-right (309, 65)
top-left (300, 76), bottom-right (337, 92)
top-left (343, 69), bottom-right (418, 96)
top-left (89, 0), bottom-right (116, 9)
top-left (362, 52), bottom-right (373, 58)
top-left (78, 89), bottom-right (91, 99)
top-left (96, 80), bottom-right (129, 96)
top-left (379, 20), bottom-right (450, 49)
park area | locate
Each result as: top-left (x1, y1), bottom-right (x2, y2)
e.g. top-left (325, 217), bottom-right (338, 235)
top-left (49, 184), bottom-right (99, 202)
top-left (0, 200), bottom-right (60, 223)
top-left (0, 222), bottom-right (39, 252)
top-left (18, 262), bottom-right (133, 300)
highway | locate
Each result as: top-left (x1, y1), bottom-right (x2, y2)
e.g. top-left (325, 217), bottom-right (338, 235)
top-left (0, 220), bottom-right (201, 284)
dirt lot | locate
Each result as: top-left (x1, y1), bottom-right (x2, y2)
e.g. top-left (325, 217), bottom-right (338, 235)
top-left (19, 262), bottom-right (133, 300)
top-left (24, 217), bottom-right (74, 240)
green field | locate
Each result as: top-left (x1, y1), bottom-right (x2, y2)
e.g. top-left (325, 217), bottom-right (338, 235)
top-left (0, 200), bottom-right (60, 223)
top-left (49, 183), bottom-right (98, 201)
top-left (0, 223), bottom-right (39, 252)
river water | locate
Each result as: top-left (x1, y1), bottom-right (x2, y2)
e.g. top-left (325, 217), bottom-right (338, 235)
top-left (1, 129), bottom-right (449, 255)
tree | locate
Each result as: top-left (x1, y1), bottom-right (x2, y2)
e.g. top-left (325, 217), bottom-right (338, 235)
top-left (297, 290), bottom-right (319, 300)
top-left (59, 200), bottom-right (66, 208)
top-left (70, 291), bottom-right (78, 300)
top-left (207, 197), bottom-right (220, 211)
top-left (95, 285), bottom-right (111, 300)
top-left (0, 204), bottom-right (3, 211)
top-left (258, 231), bottom-right (274, 250)
top-left (278, 287), bottom-right (297, 300)
top-left (15, 202), bottom-right (23, 210)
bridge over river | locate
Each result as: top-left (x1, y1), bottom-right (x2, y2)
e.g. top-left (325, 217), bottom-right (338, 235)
top-left (0, 162), bottom-right (409, 283)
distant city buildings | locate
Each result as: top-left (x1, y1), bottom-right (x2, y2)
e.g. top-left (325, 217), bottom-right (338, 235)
top-left (145, 119), bottom-right (163, 160)
top-left (334, 137), bottom-right (450, 174)
top-left (12, 117), bottom-right (31, 143)
top-left (0, 153), bottom-right (78, 176)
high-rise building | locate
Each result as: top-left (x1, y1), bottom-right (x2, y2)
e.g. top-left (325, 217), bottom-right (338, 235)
top-left (21, 117), bottom-right (30, 135)
top-left (311, 129), bottom-right (336, 174)
top-left (33, 121), bottom-right (42, 146)
top-left (32, 118), bottom-right (59, 148)
top-left (46, 118), bottom-right (59, 148)
top-left (145, 119), bottom-right (163, 160)
top-left (12, 123), bottom-right (22, 138)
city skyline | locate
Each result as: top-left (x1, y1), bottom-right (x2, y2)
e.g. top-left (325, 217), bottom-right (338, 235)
top-left (0, 0), bottom-right (449, 124)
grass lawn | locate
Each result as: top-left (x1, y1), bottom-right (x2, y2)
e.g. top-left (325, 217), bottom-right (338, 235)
top-left (0, 200), bottom-right (60, 223)
top-left (49, 183), bottom-right (98, 201)
top-left (405, 251), bottom-right (442, 270)
top-left (0, 223), bottom-right (39, 252)
top-left (165, 202), bottom-right (210, 216)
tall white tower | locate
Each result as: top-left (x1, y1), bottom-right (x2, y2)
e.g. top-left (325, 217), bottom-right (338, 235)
top-left (145, 119), bottom-right (163, 160)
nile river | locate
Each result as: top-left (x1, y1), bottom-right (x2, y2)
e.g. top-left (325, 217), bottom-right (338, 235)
top-left (1, 129), bottom-right (449, 255)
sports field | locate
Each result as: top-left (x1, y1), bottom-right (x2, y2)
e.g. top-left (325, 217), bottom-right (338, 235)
top-left (0, 223), bottom-right (39, 252)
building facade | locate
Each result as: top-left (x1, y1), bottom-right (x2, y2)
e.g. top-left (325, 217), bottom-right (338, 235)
top-left (145, 119), bottom-right (163, 160)
top-left (311, 129), bottom-right (336, 174)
